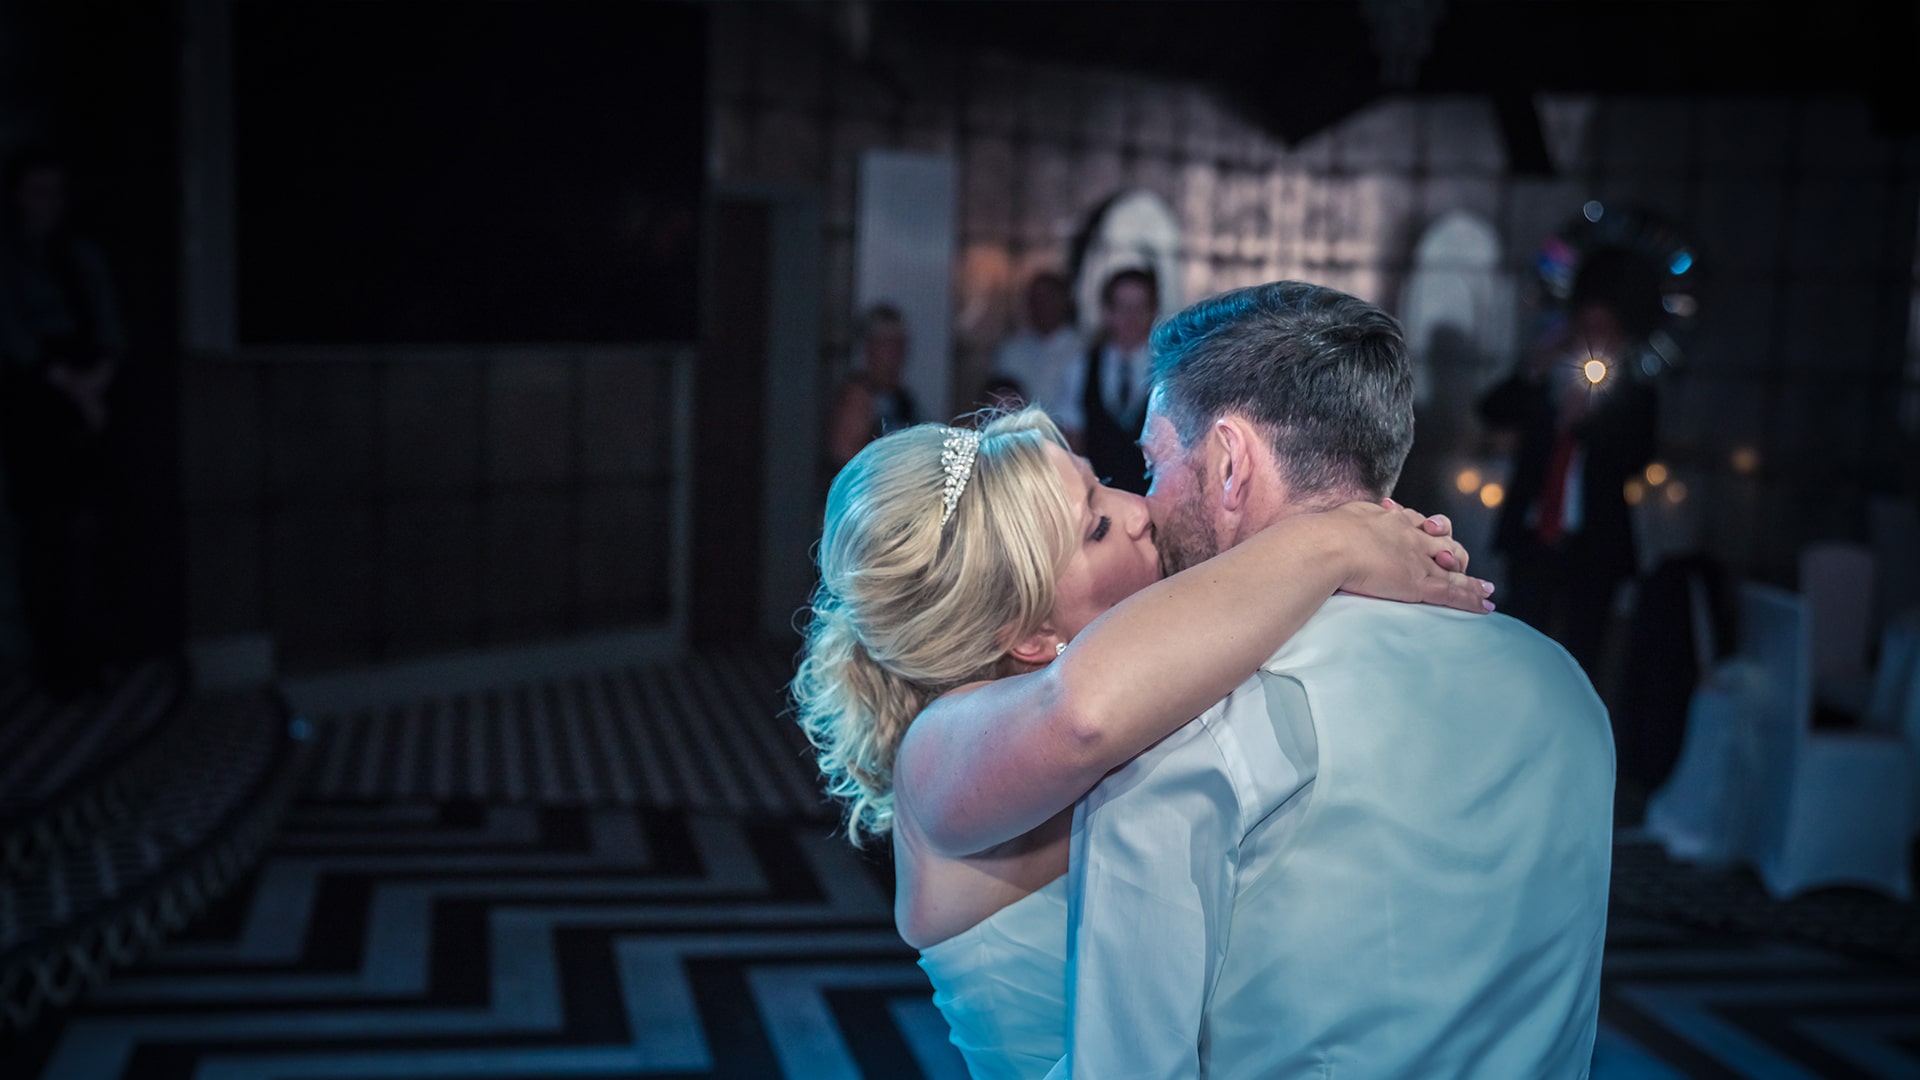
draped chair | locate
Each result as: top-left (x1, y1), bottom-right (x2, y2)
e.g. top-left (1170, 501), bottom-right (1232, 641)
top-left (1647, 583), bottom-right (1912, 899)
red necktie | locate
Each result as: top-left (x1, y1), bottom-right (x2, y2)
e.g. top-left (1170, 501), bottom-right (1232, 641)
top-left (1535, 428), bottom-right (1577, 547)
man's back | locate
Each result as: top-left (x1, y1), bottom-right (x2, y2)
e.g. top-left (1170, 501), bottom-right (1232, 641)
top-left (1213, 597), bottom-right (1613, 1076)
top-left (1056, 596), bottom-right (1613, 1079)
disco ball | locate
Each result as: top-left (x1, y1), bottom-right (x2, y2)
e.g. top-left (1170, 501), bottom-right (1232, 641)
top-left (1534, 201), bottom-right (1699, 379)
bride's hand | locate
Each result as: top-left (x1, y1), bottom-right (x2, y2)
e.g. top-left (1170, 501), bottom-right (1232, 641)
top-left (1326, 499), bottom-right (1495, 614)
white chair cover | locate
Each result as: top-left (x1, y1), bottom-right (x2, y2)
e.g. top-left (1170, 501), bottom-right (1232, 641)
top-left (1739, 584), bottom-right (1911, 900)
top-left (1646, 584), bottom-right (1912, 898)
top-left (1801, 543), bottom-right (1877, 717)
top-left (1643, 659), bottom-right (1767, 863)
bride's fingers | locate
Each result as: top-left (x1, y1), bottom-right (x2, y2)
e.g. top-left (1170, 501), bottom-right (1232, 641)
top-left (1424, 534), bottom-right (1470, 574)
top-left (1427, 571), bottom-right (1497, 613)
top-left (1421, 513), bottom-right (1452, 537)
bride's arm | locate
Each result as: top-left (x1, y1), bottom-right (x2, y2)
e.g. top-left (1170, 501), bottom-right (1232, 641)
top-left (895, 503), bottom-right (1489, 857)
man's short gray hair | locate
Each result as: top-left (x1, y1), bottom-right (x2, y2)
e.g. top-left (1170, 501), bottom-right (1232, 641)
top-left (1149, 281), bottom-right (1414, 501)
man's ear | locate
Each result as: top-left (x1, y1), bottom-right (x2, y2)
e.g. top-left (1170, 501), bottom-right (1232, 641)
top-left (1005, 624), bottom-right (1062, 667)
top-left (1212, 418), bottom-right (1259, 513)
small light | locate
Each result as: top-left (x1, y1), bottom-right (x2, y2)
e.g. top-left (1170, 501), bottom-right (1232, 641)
top-left (1731, 446), bottom-right (1759, 474)
top-left (1665, 481), bottom-right (1688, 504)
top-left (1480, 483), bottom-right (1505, 509)
top-left (1583, 359), bottom-right (1608, 385)
top-left (1624, 479), bottom-right (1645, 506)
top-left (289, 718), bottom-right (312, 742)
top-left (1455, 468), bottom-right (1482, 494)
top-left (1662, 294), bottom-right (1698, 317)
top-left (1583, 200), bottom-right (1604, 223)
top-left (1644, 462), bottom-right (1668, 486)
top-left (1668, 250), bottom-right (1693, 275)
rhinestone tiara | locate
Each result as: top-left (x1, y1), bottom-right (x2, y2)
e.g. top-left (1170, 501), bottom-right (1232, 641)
top-left (939, 427), bottom-right (982, 527)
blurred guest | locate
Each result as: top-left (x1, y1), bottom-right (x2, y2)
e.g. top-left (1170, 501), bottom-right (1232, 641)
top-left (1057, 267), bottom-right (1156, 494)
top-left (1477, 248), bottom-right (1660, 678)
top-left (827, 303), bottom-right (918, 471)
top-left (990, 270), bottom-right (1079, 413)
top-left (0, 149), bottom-right (128, 693)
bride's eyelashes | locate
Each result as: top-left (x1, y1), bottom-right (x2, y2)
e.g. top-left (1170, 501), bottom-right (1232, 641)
top-left (1089, 515), bottom-right (1112, 543)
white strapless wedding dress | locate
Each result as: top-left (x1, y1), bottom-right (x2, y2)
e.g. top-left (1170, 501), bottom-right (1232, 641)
top-left (915, 874), bottom-right (1068, 1080)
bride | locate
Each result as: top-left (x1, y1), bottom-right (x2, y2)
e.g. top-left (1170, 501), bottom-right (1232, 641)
top-left (792, 408), bottom-right (1490, 1078)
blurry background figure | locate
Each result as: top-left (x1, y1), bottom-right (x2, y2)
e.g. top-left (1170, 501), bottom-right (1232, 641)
top-left (1056, 267), bottom-right (1156, 494)
top-left (0, 148), bottom-right (128, 695)
top-left (989, 270), bottom-right (1079, 414)
top-left (826, 302), bottom-right (918, 470)
top-left (1477, 247), bottom-right (1662, 680)
top-left (1392, 211), bottom-right (1516, 561)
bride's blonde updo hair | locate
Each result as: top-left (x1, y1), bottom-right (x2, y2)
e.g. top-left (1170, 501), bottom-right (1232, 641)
top-left (793, 408), bottom-right (1080, 843)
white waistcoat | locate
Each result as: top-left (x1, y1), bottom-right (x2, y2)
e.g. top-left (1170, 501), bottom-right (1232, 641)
top-left (1207, 599), bottom-right (1614, 1077)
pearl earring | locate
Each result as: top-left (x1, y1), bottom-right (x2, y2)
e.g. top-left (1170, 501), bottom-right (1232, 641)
top-left (1055, 641), bottom-right (1067, 657)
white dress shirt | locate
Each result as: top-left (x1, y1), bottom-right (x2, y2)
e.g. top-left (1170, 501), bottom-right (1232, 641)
top-left (1047, 597), bottom-right (1615, 1079)
top-left (995, 325), bottom-right (1084, 416)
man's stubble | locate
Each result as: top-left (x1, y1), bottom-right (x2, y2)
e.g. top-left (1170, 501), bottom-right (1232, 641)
top-left (1155, 459), bottom-right (1221, 579)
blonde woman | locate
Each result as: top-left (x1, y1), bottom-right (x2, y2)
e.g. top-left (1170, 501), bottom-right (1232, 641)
top-left (792, 408), bottom-right (1490, 1078)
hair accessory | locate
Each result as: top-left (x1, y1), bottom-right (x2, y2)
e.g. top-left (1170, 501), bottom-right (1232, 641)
top-left (939, 427), bottom-right (982, 526)
top-left (1055, 641), bottom-right (1067, 657)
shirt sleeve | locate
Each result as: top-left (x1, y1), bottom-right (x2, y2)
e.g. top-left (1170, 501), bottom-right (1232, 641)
top-left (1048, 715), bottom-right (1243, 1080)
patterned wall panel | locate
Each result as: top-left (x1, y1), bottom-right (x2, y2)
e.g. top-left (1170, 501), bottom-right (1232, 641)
top-left (181, 348), bottom-right (685, 670)
top-left (709, 4), bottom-right (1920, 580)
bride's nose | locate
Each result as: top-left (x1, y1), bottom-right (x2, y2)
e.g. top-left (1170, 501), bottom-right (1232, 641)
top-left (1120, 490), bottom-right (1152, 539)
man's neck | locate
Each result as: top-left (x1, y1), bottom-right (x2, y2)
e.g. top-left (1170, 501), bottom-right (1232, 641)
top-left (1233, 487), bottom-right (1374, 547)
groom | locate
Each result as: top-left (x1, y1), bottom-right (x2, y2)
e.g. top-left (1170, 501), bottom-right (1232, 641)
top-left (1045, 282), bottom-right (1615, 1078)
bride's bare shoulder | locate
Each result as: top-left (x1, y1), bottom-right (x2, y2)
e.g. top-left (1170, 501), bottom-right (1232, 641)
top-left (894, 679), bottom-right (996, 789)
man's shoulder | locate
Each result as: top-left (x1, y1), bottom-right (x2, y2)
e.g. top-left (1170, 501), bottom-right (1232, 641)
top-left (1286, 593), bottom-right (1562, 644)
top-left (1263, 596), bottom-right (1592, 690)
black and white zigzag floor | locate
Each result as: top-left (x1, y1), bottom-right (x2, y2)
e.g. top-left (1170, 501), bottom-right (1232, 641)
top-left (2, 650), bottom-right (1917, 1079)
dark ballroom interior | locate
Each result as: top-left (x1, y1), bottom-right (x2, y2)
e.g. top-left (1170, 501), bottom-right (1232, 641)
top-left (3, 1), bottom-right (1920, 1077)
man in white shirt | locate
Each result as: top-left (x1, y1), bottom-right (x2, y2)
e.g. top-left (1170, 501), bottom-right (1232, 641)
top-left (1047, 281), bottom-right (1616, 1079)
top-left (993, 271), bottom-right (1082, 415)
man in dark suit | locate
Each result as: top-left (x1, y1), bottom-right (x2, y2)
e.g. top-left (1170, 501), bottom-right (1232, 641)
top-left (1478, 248), bottom-right (1661, 678)
top-left (1058, 268), bottom-right (1157, 494)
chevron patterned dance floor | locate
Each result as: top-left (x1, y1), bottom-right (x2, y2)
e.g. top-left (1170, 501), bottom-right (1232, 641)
top-left (3, 650), bottom-right (1919, 1079)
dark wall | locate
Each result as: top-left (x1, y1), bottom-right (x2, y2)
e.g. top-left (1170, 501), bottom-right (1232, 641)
top-left (158, 2), bottom-right (1919, 672)
top-left (232, 1), bottom-right (706, 344)
top-left (2, 0), bottom-right (185, 660)
top-left (180, 2), bottom-right (707, 672)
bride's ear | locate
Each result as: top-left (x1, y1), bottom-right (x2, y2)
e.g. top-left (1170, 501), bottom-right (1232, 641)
top-left (1005, 625), bottom-right (1062, 666)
